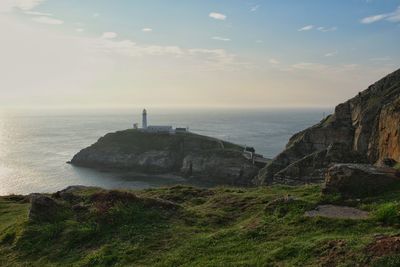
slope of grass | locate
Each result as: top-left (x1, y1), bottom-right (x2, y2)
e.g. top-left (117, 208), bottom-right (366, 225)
top-left (1, 185), bottom-right (400, 266)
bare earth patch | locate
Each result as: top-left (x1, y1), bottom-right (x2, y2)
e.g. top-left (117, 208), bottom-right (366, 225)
top-left (305, 205), bottom-right (369, 219)
top-left (366, 235), bottom-right (400, 258)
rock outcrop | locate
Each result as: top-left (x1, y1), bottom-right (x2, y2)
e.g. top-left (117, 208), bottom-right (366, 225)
top-left (258, 68), bottom-right (400, 185)
top-left (29, 194), bottom-right (66, 222)
top-left (71, 131), bottom-right (259, 185)
top-left (323, 164), bottom-right (400, 198)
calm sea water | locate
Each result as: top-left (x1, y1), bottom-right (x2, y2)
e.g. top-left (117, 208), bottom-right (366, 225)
top-left (0, 108), bottom-right (331, 195)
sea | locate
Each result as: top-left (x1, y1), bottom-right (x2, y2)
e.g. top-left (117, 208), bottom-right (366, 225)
top-left (0, 108), bottom-right (331, 195)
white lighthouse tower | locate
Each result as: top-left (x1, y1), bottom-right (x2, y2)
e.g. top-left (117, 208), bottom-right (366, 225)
top-left (142, 109), bottom-right (147, 129)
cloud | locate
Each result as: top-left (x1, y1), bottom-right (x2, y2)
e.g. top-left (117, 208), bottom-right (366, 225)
top-left (188, 48), bottom-right (236, 67)
top-left (142, 28), bottom-right (153, 32)
top-left (32, 16), bottom-right (63, 25)
top-left (0, 0), bottom-right (46, 12)
top-left (361, 6), bottom-right (400, 24)
top-left (288, 62), bottom-right (362, 74)
top-left (255, 40), bottom-right (263, 43)
top-left (92, 13), bottom-right (100, 18)
top-left (209, 12), bottom-right (227, 21)
top-left (24, 10), bottom-right (53, 16)
top-left (212, 36), bottom-right (231, 41)
top-left (269, 58), bottom-right (280, 64)
top-left (250, 5), bottom-right (260, 12)
top-left (102, 32), bottom-right (118, 39)
top-left (324, 51), bottom-right (338, 57)
top-left (291, 62), bottom-right (328, 71)
top-left (89, 39), bottom-right (238, 70)
top-left (92, 38), bottom-right (184, 57)
top-left (370, 57), bottom-right (391, 61)
top-left (317, 26), bottom-right (337, 32)
top-left (76, 28), bottom-right (84, 33)
top-left (298, 25), bottom-right (314, 31)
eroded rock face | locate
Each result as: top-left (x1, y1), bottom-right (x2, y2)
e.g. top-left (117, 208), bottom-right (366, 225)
top-left (272, 143), bottom-right (368, 185)
top-left (181, 150), bottom-right (259, 185)
top-left (377, 98), bottom-right (400, 162)
top-left (258, 68), bottom-right (400, 185)
top-left (323, 164), bottom-right (400, 197)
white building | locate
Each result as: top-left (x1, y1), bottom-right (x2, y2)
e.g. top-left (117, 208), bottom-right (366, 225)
top-left (145, 125), bottom-right (174, 133)
top-left (137, 109), bottom-right (179, 134)
top-left (142, 109), bottom-right (148, 129)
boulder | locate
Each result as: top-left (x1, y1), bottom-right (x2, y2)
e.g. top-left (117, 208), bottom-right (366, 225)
top-left (29, 194), bottom-right (65, 222)
top-left (272, 143), bottom-right (368, 185)
top-left (323, 164), bottom-right (400, 197)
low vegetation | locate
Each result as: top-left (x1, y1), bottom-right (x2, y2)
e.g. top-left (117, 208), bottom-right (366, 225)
top-left (1, 184), bottom-right (400, 266)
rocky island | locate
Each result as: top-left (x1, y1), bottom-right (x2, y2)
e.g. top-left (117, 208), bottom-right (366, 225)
top-left (70, 130), bottom-right (262, 185)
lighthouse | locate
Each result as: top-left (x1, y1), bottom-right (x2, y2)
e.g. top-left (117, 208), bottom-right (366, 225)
top-left (142, 109), bottom-right (147, 129)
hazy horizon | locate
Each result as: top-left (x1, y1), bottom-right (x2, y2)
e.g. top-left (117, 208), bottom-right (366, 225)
top-left (1, 0), bottom-right (399, 109)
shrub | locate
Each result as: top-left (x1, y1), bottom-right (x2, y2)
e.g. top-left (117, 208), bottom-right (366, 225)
top-left (374, 203), bottom-right (400, 225)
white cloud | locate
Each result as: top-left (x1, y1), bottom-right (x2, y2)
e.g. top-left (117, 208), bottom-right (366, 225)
top-left (0, 0), bottom-right (46, 12)
top-left (292, 62), bottom-right (328, 71)
top-left (298, 25), bottom-right (314, 31)
top-left (317, 26), bottom-right (337, 32)
top-left (361, 14), bottom-right (387, 24)
top-left (92, 38), bottom-right (237, 69)
top-left (32, 16), bottom-right (63, 25)
top-left (188, 48), bottom-right (236, 67)
top-left (101, 32), bottom-right (118, 39)
top-left (76, 28), bottom-right (84, 33)
top-left (92, 13), bottom-right (100, 18)
top-left (209, 12), bottom-right (227, 21)
top-left (250, 5), bottom-right (260, 12)
top-left (142, 28), bottom-right (153, 32)
top-left (325, 51), bottom-right (338, 57)
top-left (269, 58), bottom-right (280, 64)
top-left (24, 10), bottom-right (53, 16)
top-left (212, 36), bottom-right (231, 41)
top-left (92, 38), bottom-right (184, 57)
top-left (361, 6), bottom-right (400, 24)
top-left (370, 57), bottom-right (391, 61)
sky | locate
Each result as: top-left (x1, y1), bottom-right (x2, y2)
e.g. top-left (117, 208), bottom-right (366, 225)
top-left (0, 0), bottom-right (399, 110)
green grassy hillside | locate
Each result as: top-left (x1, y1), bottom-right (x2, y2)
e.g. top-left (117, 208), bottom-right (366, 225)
top-left (1, 185), bottom-right (400, 266)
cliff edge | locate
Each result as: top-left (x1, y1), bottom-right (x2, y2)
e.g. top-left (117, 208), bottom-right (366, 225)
top-left (257, 68), bottom-right (400, 185)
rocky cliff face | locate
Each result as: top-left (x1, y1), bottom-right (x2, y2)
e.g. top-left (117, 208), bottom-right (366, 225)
top-left (257, 68), bottom-right (400, 185)
top-left (71, 131), bottom-right (259, 185)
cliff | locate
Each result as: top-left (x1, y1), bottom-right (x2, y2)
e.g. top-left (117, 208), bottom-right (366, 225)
top-left (257, 68), bottom-right (400, 185)
top-left (70, 130), bottom-right (259, 185)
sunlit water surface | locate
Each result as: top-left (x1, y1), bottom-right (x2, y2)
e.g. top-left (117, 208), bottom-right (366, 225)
top-left (0, 108), bottom-right (331, 195)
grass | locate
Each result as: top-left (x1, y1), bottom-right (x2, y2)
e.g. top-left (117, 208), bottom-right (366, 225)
top-left (1, 184), bottom-right (400, 266)
top-left (92, 130), bottom-right (243, 155)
